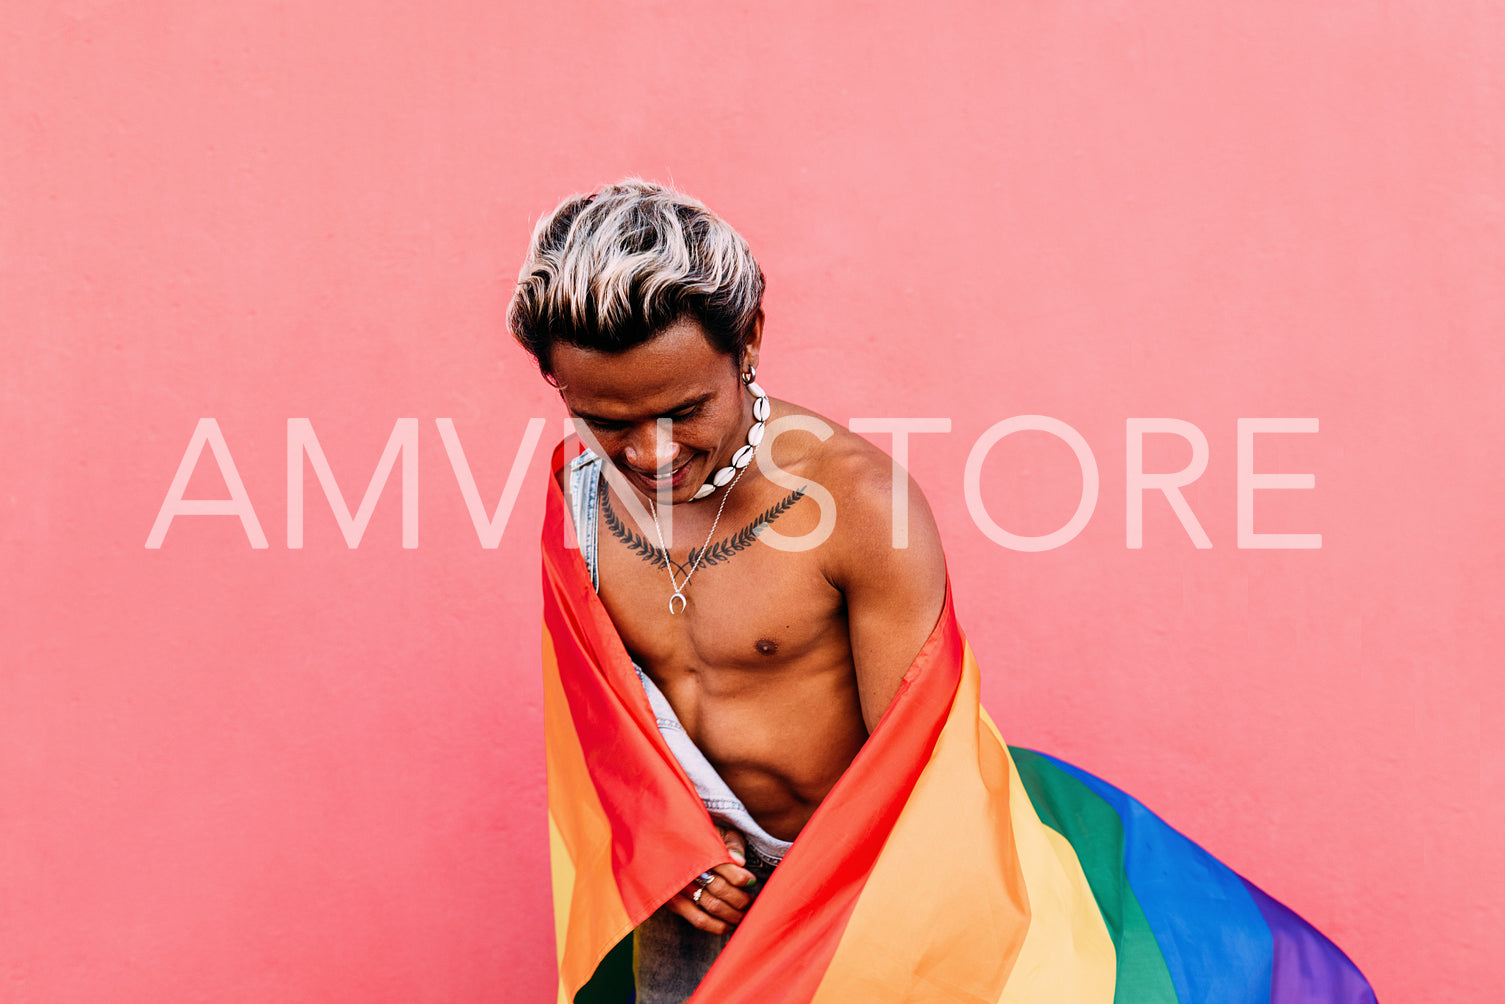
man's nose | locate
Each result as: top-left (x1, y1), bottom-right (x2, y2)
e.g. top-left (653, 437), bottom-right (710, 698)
top-left (623, 422), bottom-right (680, 472)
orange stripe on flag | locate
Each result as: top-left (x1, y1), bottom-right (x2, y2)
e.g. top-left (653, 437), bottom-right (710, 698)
top-left (810, 643), bottom-right (1029, 1001)
top-left (542, 629), bottom-right (632, 997)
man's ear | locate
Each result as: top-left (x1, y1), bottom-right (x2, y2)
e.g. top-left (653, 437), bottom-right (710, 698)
top-left (741, 309), bottom-right (765, 373)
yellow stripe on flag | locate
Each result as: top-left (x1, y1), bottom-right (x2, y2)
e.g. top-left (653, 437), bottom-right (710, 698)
top-left (986, 712), bottom-right (1116, 1003)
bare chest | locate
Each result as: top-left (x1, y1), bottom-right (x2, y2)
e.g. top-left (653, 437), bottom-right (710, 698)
top-left (592, 485), bottom-right (843, 675)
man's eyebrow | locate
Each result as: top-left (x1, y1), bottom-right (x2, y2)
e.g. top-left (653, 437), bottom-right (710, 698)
top-left (568, 407), bottom-right (624, 426)
top-left (657, 392), bottom-right (713, 416)
top-left (570, 393), bottom-right (713, 425)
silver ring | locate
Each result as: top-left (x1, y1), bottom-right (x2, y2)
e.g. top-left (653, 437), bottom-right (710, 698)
top-left (694, 871), bottom-right (715, 889)
top-left (691, 887), bottom-right (704, 905)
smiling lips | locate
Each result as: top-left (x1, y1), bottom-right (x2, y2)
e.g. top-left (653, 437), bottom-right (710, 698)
top-left (627, 457), bottom-right (695, 493)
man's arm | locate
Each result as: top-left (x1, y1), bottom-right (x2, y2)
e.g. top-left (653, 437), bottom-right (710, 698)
top-left (828, 449), bottom-right (949, 733)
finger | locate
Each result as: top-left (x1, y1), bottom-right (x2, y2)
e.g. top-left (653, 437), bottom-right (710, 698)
top-left (711, 860), bottom-right (756, 889)
top-left (687, 887), bottom-right (747, 925)
top-left (665, 893), bottom-right (731, 936)
top-left (698, 874), bottom-right (752, 912)
top-left (720, 827), bottom-right (748, 866)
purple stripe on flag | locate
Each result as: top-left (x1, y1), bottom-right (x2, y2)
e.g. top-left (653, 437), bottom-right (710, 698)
top-left (1239, 878), bottom-right (1376, 1004)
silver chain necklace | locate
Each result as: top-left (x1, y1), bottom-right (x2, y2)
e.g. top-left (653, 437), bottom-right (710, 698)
top-left (649, 458), bottom-right (749, 615)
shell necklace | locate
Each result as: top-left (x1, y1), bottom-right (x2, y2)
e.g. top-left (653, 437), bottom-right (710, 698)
top-left (690, 372), bottom-right (769, 499)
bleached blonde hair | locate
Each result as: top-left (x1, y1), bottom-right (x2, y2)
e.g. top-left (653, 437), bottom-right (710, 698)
top-left (507, 179), bottom-right (765, 380)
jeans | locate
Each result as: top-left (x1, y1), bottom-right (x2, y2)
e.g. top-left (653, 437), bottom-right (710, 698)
top-left (632, 848), bottom-right (779, 1003)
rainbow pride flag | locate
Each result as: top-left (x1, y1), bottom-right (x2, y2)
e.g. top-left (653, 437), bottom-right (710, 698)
top-left (540, 443), bottom-right (1374, 1003)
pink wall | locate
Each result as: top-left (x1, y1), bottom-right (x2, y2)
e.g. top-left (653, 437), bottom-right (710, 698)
top-left (4, 2), bottom-right (1497, 1000)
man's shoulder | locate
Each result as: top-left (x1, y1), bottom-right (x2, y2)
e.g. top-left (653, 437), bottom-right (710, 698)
top-left (768, 402), bottom-right (895, 495)
top-left (767, 401), bottom-right (942, 564)
top-left (776, 403), bottom-right (915, 487)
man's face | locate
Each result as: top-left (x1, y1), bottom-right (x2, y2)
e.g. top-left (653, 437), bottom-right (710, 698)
top-left (551, 317), bottom-right (752, 504)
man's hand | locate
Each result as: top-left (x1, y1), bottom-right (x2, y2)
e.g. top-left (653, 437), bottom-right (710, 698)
top-left (661, 826), bottom-right (758, 936)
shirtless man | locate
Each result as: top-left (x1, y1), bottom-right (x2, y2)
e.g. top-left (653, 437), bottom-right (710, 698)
top-left (509, 179), bottom-right (946, 997)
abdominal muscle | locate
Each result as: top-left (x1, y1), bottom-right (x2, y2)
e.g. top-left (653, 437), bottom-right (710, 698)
top-left (643, 648), bottom-right (870, 843)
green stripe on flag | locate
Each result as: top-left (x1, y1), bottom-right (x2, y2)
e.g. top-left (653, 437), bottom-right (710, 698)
top-left (1012, 747), bottom-right (1180, 1004)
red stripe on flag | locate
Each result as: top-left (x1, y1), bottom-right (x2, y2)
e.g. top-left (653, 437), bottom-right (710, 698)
top-left (542, 453), bottom-right (730, 926)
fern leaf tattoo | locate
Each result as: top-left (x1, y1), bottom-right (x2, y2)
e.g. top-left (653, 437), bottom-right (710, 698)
top-left (602, 486), bottom-right (808, 572)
